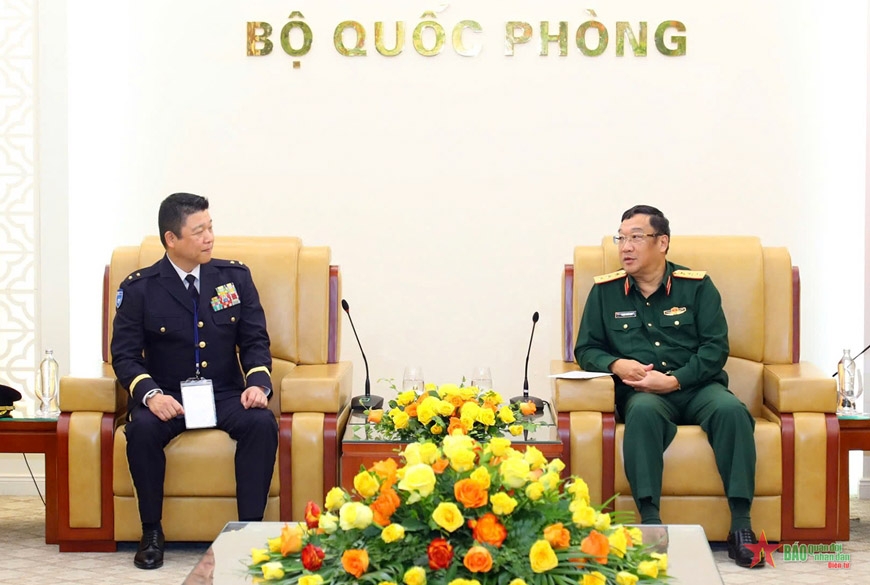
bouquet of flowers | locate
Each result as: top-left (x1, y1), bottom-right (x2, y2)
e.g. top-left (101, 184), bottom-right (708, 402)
top-left (365, 381), bottom-right (541, 445)
top-left (248, 436), bottom-right (669, 585)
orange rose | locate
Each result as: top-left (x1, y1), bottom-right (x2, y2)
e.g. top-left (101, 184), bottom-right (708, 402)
top-left (341, 549), bottom-right (369, 578)
top-left (405, 403), bottom-right (418, 417)
top-left (304, 501), bottom-right (321, 529)
top-left (369, 458), bottom-right (398, 490)
top-left (280, 523), bottom-right (304, 555)
top-left (463, 545), bottom-right (493, 573)
top-left (580, 529), bottom-right (610, 564)
top-left (370, 487), bottom-right (400, 526)
top-left (520, 401), bottom-right (537, 416)
top-left (543, 522), bottom-right (571, 549)
top-left (447, 394), bottom-right (464, 409)
top-left (454, 478), bottom-right (488, 509)
top-left (427, 537), bottom-right (454, 570)
top-left (431, 458), bottom-right (450, 474)
top-left (366, 409), bottom-right (383, 423)
top-left (447, 417), bottom-right (467, 436)
top-left (482, 399), bottom-right (499, 412)
top-left (469, 513), bottom-right (507, 547)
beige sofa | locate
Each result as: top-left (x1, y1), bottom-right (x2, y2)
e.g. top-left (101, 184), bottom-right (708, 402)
top-left (551, 236), bottom-right (839, 542)
top-left (56, 236), bottom-right (352, 551)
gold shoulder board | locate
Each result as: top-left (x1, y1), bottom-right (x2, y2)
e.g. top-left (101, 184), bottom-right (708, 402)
top-left (672, 270), bottom-right (706, 280)
top-left (593, 269), bottom-right (626, 284)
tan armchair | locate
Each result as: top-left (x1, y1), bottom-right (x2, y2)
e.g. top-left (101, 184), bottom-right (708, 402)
top-left (56, 236), bottom-right (352, 551)
top-left (551, 236), bottom-right (838, 542)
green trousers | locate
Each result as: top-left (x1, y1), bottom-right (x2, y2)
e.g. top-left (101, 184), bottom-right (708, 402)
top-left (616, 382), bottom-right (756, 510)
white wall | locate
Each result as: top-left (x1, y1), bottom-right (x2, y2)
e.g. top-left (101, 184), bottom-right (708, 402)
top-left (33, 1), bottom-right (869, 489)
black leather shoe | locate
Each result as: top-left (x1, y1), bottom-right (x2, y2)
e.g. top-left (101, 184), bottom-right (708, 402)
top-left (134, 529), bottom-right (165, 570)
top-left (727, 529), bottom-right (763, 568)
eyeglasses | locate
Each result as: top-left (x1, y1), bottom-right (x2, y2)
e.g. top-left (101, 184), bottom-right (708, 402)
top-left (613, 233), bottom-right (661, 246)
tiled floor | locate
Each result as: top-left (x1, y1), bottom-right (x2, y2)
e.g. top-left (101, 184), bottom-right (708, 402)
top-left (1, 496), bottom-right (868, 584)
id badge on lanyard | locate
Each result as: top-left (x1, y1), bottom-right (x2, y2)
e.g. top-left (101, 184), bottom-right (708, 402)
top-left (181, 377), bottom-right (216, 429)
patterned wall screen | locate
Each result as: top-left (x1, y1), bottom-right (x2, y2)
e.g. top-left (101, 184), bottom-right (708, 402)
top-left (0, 0), bottom-right (37, 408)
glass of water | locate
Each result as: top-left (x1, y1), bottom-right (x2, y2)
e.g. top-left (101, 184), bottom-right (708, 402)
top-left (403, 366), bottom-right (425, 392)
top-left (471, 366), bottom-right (493, 391)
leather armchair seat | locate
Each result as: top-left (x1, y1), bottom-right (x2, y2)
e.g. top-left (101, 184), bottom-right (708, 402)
top-left (551, 236), bottom-right (838, 542)
top-left (57, 236), bottom-right (352, 551)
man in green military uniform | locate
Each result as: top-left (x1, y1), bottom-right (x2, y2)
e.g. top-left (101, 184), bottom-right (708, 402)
top-left (574, 205), bottom-right (762, 568)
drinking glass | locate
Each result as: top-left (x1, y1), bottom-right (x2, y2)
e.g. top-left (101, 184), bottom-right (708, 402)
top-left (471, 366), bottom-right (493, 391)
top-left (402, 366), bottom-right (425, 393)
top-left (844, 368), bottom-right (864, 415)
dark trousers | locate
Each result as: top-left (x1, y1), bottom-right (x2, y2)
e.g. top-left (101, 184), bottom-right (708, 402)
top-left (616, 382), bottom-right (756, 510)
top-left (125, 395), bottom-right (278, 524)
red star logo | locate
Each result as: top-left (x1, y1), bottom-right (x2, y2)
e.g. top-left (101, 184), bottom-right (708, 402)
top-left (743, 529), bottom-right (782, 568)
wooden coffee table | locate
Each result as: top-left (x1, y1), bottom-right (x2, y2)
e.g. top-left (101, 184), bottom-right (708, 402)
top-left (340, 404), bottom-right (562, 492)
top-left (0, 414), bottom-right (58, 544)
top-left (837, 415), bottom-right (870, 541)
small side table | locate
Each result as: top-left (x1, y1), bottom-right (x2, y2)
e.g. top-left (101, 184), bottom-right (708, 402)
top-left (837, 416), bottom-right (870, 541)
top-left (0, 416), bottom-right (58, 544)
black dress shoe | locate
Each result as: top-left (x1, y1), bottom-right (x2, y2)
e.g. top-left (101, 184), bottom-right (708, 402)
top-left (727, 529), bottom-right (763, 568)
top-left (134, 529), bottom-right (165, 570)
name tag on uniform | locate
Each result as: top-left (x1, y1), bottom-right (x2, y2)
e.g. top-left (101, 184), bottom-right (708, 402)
top-left (180, 378), bottom-right (216, 429)
top-left (614, 311), bottom-right (637, 319)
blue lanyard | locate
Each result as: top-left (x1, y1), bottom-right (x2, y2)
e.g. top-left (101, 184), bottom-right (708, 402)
top-left (192, 295), bottom-right (201, 379)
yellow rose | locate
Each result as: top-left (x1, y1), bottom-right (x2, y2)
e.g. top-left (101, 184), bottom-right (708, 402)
top-left (508, 580), bottom-right (528, 585)
top-left (594, 512), bottom-right (611, 531)
top-left (437, 399), bottom-right (456, 416)
top-left (568, 479), bottom-right (590, 502)
top-left (490, 492), bottom-right (518, 515)
top-left (449, 580), bottom-right (482, 585)
top-left (339, 501), bottom-right (374, 530)
top-left (261, 561), bottom-right (285, 581)
top-left (398, 463), bottom-right (436, 499)
top-left (508, 424), bottom-right (524, 436)
top-left (397, 390), bottom-right (417, 406)
top-left (475, 408), bottom-right (496, 426)
top-left (403, 443), bottom-right (425, 466)
top-left (442, 434), bottom-right (475, 458)
top-left (418, 442), bottom-right (440, 464)
top-left (299, 577), bottom-right (324, 585)
top-left (449, 448), bottom-right (476, 472)
top-left (403, 565), bottom-right (427, 585)
top-left (438, 383), bottom-right (460, 398)
top-left (525, 482), bottom-right (544, 501)
top-left (572, 504), bottom-right (596, 528)
top-left (381, 523), bottom-right (406, 543)
top-left (431, 502), bottom-right (464, 532)
top-left (628, 527), bottom-right (644, 546)
top-left (581, 572), bottom-right (606, 585)
top-left (417, 396), bottom-right (441, 424)
top-left (615, 571), bottom-right (639, 585)
top-left (318, 512), bottom-right (338, 534)
top-left (637, 560), bottom-right (659, 578)
top-left (547, 458), bottom-right (566, 474)
top-left (608, 528), bottom-right (628, 558)
top-left (353, 470), bottom-right (381, 499)
top-left (481, 390), bottom-right (503, 404)
top-left (497, 406), bottom-right (516, 424)
top-left (251, 548), bottom-right (270, 564)
top-left (488, 437), bottom-right (512, 457)
top-left (650, 552), bottom-right (668, 571)
top-left (499, 457), bottom-right (531, 488)
top-left (431, 425), bottom-right (444, 435)
top-left (378, 582), bottom-right (398, 585)
top-left (470, 466), bottom-right (491, 489)
top-left (523, 446), bottom-right (547, 470)
top-left (539, 471), bottom-right (560, 492)
top-left (324, 486), bottom-right (348, 511)
top-left (529, 539), bottom-right (558, 573)
top-left (390, 409), bottom-right (410, 429)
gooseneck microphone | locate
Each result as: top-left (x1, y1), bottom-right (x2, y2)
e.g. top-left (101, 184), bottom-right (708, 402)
top-left (341, 299), bottom-right (384, 412)
top-left (511, 311), bottom-right (545, 411)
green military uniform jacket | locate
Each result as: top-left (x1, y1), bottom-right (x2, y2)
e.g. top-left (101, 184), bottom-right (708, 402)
top-left (574, 260), bottom-right (729, 391)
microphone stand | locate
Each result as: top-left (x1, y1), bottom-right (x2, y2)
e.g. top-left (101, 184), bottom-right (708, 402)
top-left (511, 312), bottom-right (546, 412)
top-left (342, 299), bottom-right (384, 412)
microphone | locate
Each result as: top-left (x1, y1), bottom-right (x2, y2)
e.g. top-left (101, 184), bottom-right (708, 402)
top-left (341, 299), bottom-right (384, 412)
top-left (511, 311), bottom-right (545, 412)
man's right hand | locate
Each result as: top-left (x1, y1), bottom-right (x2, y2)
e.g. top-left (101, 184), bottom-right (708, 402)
top-left (609, 359), bottom-right (654, 382)
top-left (146, 393), bottom-right (185, 421)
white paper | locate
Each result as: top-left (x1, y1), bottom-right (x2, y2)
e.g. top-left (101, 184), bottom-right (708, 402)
top-left (548, 371), bottom-right (612, 380)
top-left (181, 378), bottom-right (217, 429)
